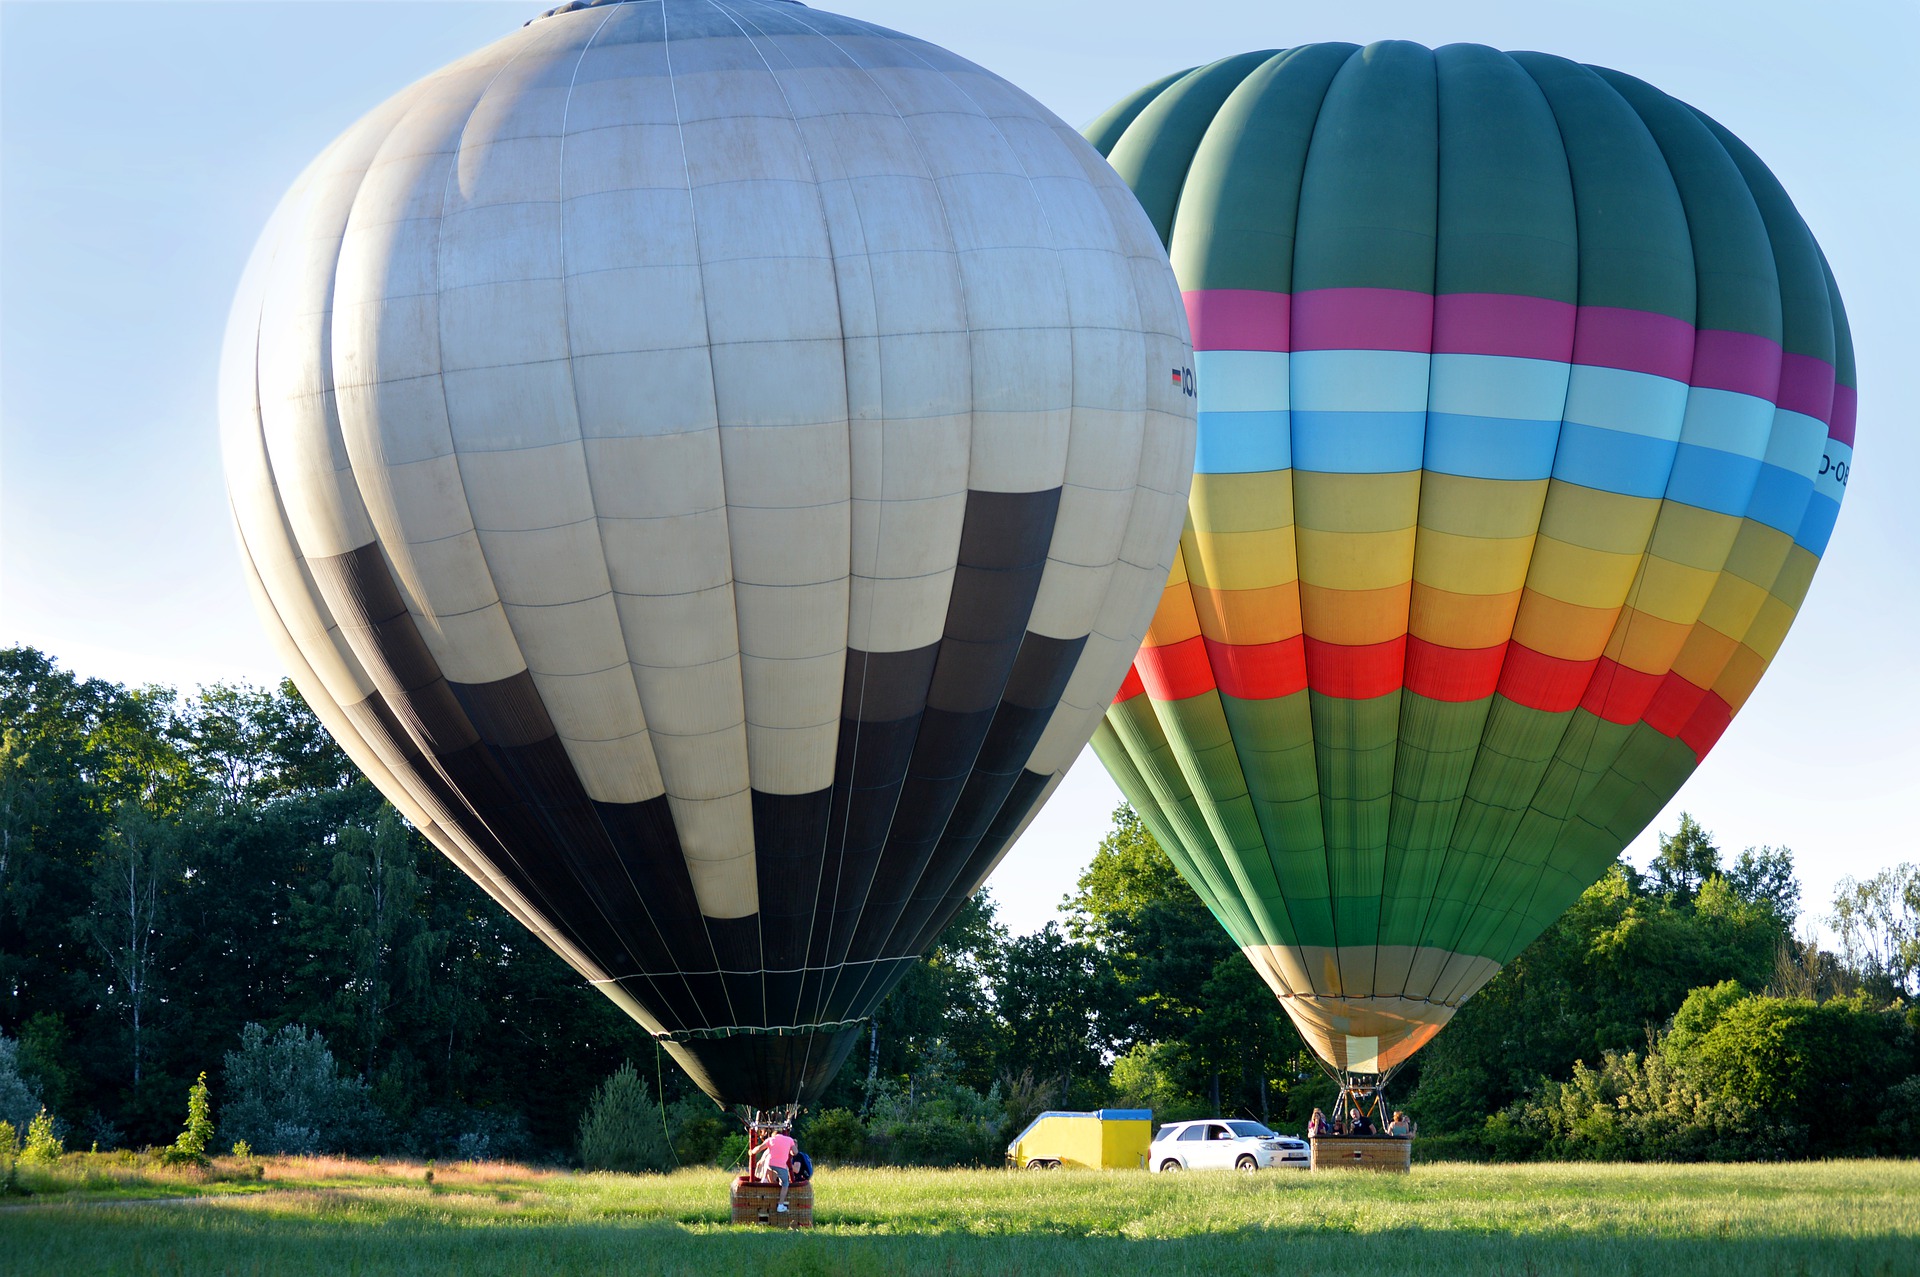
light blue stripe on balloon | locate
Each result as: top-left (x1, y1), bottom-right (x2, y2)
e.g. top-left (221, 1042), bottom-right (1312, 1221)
top-left (1763, 408), bottom-right (1827, 470)
top-left (1292, 410), bottom-right (1427, 474)
top-left (1665, 444), bottom-right (1762, 517)
top-left (1290, 349), bottom-right (1430, 413)
top-left (1797, 492), bottom-right (1840, 556)
top-left (1562, 364), bottom-right (1689, 441)
top-left (1743, 463), bottom-right (1813, 535)
top-left (1424, 413), bottom-right (1561, 481)
top-left (1551, 422), bottom-right (1676, 497)
top-left (1195, 410), bottom-right (1291, 473)
top-left (1194, 350), bottom-right (1289, 412)
top-left (1428, 353), bottom-right (1571, 421)
top-left (1677, 387), bottom-right (1774, 460)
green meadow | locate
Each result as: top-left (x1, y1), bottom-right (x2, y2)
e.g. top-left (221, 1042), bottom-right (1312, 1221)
top-left (2, 1155), bottom-right (1915, 1276)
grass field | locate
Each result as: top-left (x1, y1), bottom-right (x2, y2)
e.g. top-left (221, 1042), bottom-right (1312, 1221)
top-left (2, 1153), bottom-right (1915, 1276)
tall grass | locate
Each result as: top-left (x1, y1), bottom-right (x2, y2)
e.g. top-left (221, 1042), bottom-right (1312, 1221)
top-left (1, 1158), bottom-right (1913, 1275)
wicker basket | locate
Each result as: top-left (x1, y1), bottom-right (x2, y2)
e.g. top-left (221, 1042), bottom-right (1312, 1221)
top-left (729, 1176), bottom-right (814, 1227)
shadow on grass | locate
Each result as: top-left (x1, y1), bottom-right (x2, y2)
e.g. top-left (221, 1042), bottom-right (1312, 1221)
top-left (0, 1203), bottom-right (1909, 1277)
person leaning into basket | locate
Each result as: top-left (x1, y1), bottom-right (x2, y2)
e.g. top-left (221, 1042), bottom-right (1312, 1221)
top-left (749, 1128), bottom-right (798, 1214)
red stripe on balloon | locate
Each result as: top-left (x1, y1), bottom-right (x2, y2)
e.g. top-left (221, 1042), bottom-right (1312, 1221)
top-left (1579, 659), bottom-right (1667, 725)
top-left (1776, 351), bottom-right (1837, 426)
top-left (1690, 329), bottom-right (1784, 402)
top-left (1206, 634), bottom-right (1307, 700)
top-left (1183, 289), bottom-right (1291, 352)
top-left (1304, 635), bottom-right (1407, 699)
top-left (1496, 644), bottom-right (1599, 713)
top-left (1134, 637), bottom-right (1216, 702)
top-left (1572, 306), bottom-right (1696, 383)
top-left (1433, 294), bottom-right (1574, 362)
top-left (1292, 289), bottom-right (1434, 353)
top-left (1830, 383), bottom-right (1858, 447)
top-left (1679, 691), bottom-right (1734, 758)
top-left (1112, 666), bottom-right (1146, 705)
top-left (1641, 671), bottom-right (1710, 739)
top-left (1404, 636), bottom-right (1508, 702)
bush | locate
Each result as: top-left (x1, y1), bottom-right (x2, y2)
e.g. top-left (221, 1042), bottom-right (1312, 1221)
top-left (404, 1106), bottom-right (530, 1162)
top-left (714, 1132), bottom-right (747, 1170)
top-left (20, 1108), bottom-right (63, 1165)
top-left (159, 1072), bottom-right (216, 1168)
top-left (802, 1108), bottom-right (868, 1164)
top-left (219, 1023), bottom-right (378, 1155)
top-left (0, 1035), bottom-right (42, 1134)
top-left (1882, 1075), bottom-right (1920, 1155)
top-left (865, 1042), bottom-right (1007, 1167)
top-left (576, 1062), bottom-right (673, 1174)
top-left (665, 1095), bottom-right (727, 1165)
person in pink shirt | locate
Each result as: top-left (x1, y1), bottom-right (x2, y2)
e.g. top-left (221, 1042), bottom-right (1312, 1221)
top-left (749, 1128), bottom-right (798, 1213)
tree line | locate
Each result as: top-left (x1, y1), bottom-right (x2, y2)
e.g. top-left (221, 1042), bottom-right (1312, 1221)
top-left (2, 645), bottom-right (1915, 1165)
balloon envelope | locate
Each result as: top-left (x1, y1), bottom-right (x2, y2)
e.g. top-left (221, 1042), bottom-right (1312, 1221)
top-left (1086, 42), bottom-right (1854, 1073)
top-left (221, 0), bottom-right (1194, 1107)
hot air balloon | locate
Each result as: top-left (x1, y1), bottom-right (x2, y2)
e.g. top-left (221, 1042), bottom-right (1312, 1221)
top-left (1085, 43), bottom-right (1855, 1088)
top-left (220, 0), bottom-right (1195, 1111)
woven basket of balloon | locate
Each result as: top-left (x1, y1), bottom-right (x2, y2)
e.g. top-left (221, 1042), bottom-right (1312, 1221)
top-left (1309, 1137), bottom-right (1413, 1173)
top-left (729, 1176), bottom-right (813, 1228)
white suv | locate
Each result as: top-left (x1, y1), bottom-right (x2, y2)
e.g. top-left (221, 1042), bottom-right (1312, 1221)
top-left (1149, 1120), bottom-right (1310, 1172)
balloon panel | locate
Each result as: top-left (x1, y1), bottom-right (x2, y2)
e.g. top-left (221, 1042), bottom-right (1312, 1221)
top-left (1088, 42), bottom-right (1854, 1072)
top-left (222, 0), bottom-right (1195, 1106)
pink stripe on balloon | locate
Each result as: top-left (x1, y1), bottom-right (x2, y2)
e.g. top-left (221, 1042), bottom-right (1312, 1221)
top-left (1572, 306), bottom-right (1696, 382)
top-left (1433, 293), bottom-right (1575, 362)
top-left (1183, 290), bottom-right (1290, 352)
top-left (1830, 383), bottom-right (1857, 447)
top-left (1690, 329), bottom-right (1783, 401)
top-left (1292, 288), bottom-right (1433, 352)
top-left (1775, 352), bottom-right (1835, 425)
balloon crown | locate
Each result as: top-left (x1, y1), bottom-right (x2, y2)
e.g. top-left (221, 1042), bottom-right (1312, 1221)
top-left (530, 0), bottom-right (804, 26)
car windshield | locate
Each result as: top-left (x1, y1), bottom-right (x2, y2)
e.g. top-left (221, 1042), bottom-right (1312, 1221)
top-left (1225, 1121), bottom-right (1275, 1139)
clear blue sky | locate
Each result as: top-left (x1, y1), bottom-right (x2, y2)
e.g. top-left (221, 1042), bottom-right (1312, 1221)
top-left (2, 0), bottom-right (1914, 938)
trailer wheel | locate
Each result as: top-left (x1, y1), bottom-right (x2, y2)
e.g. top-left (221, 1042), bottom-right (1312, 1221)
top-left (1159, 1159), bottom-right (1183, 1173)
top-left (1025, 1159), bottom-right (1047, 1170)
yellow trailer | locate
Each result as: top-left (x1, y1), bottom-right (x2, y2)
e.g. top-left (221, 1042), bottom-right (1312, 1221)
top-left (1005, 1109), bottom-right (1154, 1170)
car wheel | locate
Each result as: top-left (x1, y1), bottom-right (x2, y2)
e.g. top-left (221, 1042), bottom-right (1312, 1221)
top-left (1159, 1159), bottom-right (1183, 1173)
top-left (1236, 1154), bottom-right (1259, 1171)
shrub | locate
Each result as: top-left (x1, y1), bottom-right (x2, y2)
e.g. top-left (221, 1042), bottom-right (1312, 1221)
top-left (802, 1108), bottom-right (868, 1164)
top-left (159, 1072), bottom-right (216, 1168)
top-left (20, 1108), bottom-right (63, 1165)
top-left (230, 1140), bottom-right (252, 1159)
top-left (219, 1023), bottom-right (378, 1155)
top-left (1882, 1075), bottom-right (1920, 1155)
top-left (577, 1062), bottom-right (673, 1174)
top-left (0, 1035), bottom-right (42, 1134)
top-left (714, 1132), bottom-right (747, 1170)
top-left (665, 1094), bottom-right (727, 1165)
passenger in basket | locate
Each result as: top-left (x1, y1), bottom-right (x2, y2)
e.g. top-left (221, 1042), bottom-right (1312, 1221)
top-left (1308, 1108), bottom-right (1330, 1139)
top-left (1349, 1111), bottom-right (1375, 1137)
top-left (749, 1128), bottom-right (798, 1213)
top-left (1387, 1112), bottom-right (1411, 1138)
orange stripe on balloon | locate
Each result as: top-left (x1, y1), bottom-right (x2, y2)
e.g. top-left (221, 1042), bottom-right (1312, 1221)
top-left (1298, 581), bottom-right (1411, 646)
top-left (1409, 583), bottom-right (1523, 650)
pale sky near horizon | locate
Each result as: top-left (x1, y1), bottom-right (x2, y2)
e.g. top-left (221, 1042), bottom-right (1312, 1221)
top-left (2, 0), bottom-right (1914, 940)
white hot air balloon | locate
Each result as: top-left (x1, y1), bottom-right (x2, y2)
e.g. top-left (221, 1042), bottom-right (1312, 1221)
top-left (221, 0), bottom-right (1195, 1107)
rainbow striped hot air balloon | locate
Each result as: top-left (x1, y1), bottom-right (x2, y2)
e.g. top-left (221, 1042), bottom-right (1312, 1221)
top-left (1086, 42), bottom-right (1855, 1076)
